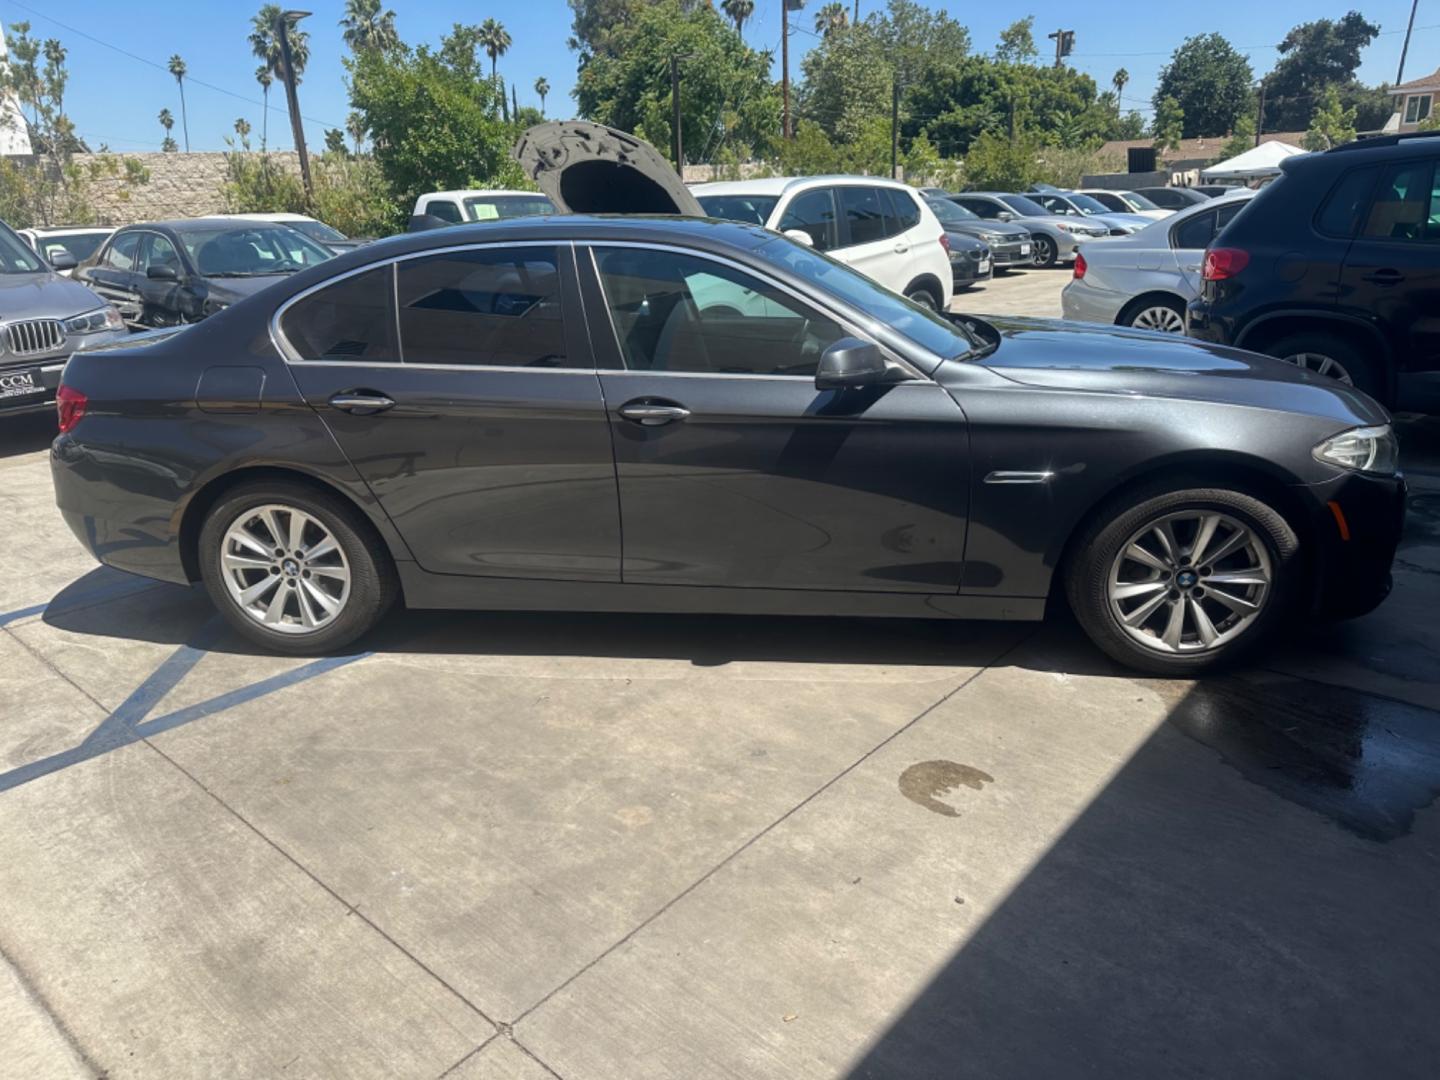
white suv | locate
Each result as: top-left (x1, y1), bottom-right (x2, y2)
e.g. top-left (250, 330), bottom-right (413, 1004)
top-left (691, 177), bottom-right (954, 311)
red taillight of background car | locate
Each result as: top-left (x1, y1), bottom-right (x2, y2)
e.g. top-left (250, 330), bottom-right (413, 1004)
top-left (56, 384), bottom-right (87, 433)
top-left (1073, 251), bottom-right (1087, 280)
top-left (938, 232), bottom-right (950, 254)
top-left (1202, 247), bottom-right (1250, 281)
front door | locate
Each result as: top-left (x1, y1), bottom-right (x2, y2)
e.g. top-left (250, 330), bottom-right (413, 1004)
top-left (280, 243), bottom-right (621, 581)
top-left (582, 243), bottom-right (970, 593)
top-left (82, 232), bottom-right (143, 323)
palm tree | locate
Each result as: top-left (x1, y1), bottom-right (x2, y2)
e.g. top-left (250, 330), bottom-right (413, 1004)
top-left (339, 0), bottom-right (399, 53)
top-left (158, 107), bottom-right (176, 152)
top-left (168, 55), bottom-right (189, 152)
top-left (1112, 67), bottom-right (1129, 107)
top-left (234, 117), bottom-right (252, 140)
top-left (477, 19), bottom-right (511, 83)
top-left (535, 76), bottom-right (550, 116)
top-left (255, 67), bottom-right (273, 149)
top-left (250, 6), bottom-right (310, 150)
top-left (721, 0), bottom-right (754, 36)
top-left (346, 111), bottom-right (367, 153)
top-left (814, 2), bottom-right (848, 36)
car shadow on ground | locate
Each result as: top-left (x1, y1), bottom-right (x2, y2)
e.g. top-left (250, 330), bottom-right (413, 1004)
top-left (0, 412), bottom-right (57, 459)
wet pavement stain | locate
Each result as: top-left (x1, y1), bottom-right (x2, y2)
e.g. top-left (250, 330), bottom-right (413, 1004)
top-left (1159, 671), bottom-right (1440, 842)
top-left (899, 760), bottom-right (995, 817)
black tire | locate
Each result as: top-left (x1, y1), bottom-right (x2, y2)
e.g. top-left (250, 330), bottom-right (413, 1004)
top-left (198, 480), bottom-right (398, 655)
top-left (905, 285), bottom-right (941, 311)
top-left (1032, 235), bottom-right (1058, 268)
top-left (1064, 485), bottom-right (1300, 675)
top-left (1260, 331), bottom-right (1382, 401)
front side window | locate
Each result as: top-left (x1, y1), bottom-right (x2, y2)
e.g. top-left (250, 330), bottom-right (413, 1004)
top-left (957, 197), bottom-right (1001, 220)
top-left (397, 247), bottom-right (567, 367)
top-left (777, 188), bottom-right (839, 250)
top-left (1361, 161), bottom-right (1437, 241)
top-left (1089, 192), bottom-right (1124, 211)
top-left (839, 186), bottom-right (889, 246)
top-left (137, 234), bottom-right (182, 275)
top-left (280, 265), bottom-right (400, 362)
top-left (592, 246), bottom-right (846, 377)
top-left (103, 232), bottom-right (141, 271)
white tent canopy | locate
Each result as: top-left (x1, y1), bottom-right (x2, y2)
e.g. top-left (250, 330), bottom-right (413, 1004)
top-left (1201, 140), bottom-right (1306, 180)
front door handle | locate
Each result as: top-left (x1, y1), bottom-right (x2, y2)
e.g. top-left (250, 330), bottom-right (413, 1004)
top-left (1362, 268), bottom-right (1404, 286)
top-left (618, 399), bottom-right (690, 426)
top-left (328, 390), bottom-right (396, 415)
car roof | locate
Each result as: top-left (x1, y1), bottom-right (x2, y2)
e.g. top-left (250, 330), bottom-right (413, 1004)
top-left (117, 217), bottom-right (302, 234)
top-left (22, 225), bottom-right (114, 234)
top-left (223, 212), bottom-right (315, 222)
top-left (691, 175), bottom-right (916, 198)
top-left (419, 189), bottom-right (547, 201)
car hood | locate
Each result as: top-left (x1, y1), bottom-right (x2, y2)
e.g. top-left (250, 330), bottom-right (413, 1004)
top-left (514, 120), bottom-right (704, 215)
top-left (0, 271), bottom-right (106, 319)
top-left (203, 274), bottom-right (294, 303)
top-left (973, 316), bottom-right (1388, 427)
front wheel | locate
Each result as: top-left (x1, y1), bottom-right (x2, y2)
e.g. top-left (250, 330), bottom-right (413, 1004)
top-left (1032, 235), bottom-right (1058, 268)
top-left (198, 481), bottom-right (397, 654)
top-left (1065, 487), bottom-right (1298, 675)
top-left (905, 286), bottom-right (940, 311)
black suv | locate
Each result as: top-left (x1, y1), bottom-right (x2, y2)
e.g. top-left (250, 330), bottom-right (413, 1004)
top-left (1187, 132), bottom-right (1440, 411)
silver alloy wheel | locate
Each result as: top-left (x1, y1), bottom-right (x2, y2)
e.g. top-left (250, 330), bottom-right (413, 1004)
top-left (1034, 236), bottom-right (1055, 265)
top-left (1107, 510), bottom-right (1272, 654)
top-left (1282, 351), bottom-right (1355, 385)
top-left (219, 503), bottom-right (351, 634)
top-left (1131, 304), bottom-right (1185, 333)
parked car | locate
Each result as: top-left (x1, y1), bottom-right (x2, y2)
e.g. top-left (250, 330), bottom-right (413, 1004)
top-left (1194, 184), bottom-right (1245, 199)
top-left (408, 189), bottom-right (555, 231)
top-left (692, 176), bottom-right (954, 310)
top-left (1133, 186), bottom-right (1211, 210)
top-left (1187, 131), bottom-right (1440, 410)
top-left (1062, 191), bottom-right (1256, 332)
top-left (0, 219), bottom-right (128, 418)
top-left (52, 212), bottom-right (1404, 675)
top-left (75, 218), bottom-right (335, 329)
top-left (947, 192), bottom-right (1108, 267)
top-left (1029, 191), bottom-right (1151, 234)
top-left (18, 226), bottom-right (115, 276)
top-left (943, 229), bottom-right (993, 291)
top-left (1073, 189), bottom-right (1172, 220)
top-left (223, 212), bottom-right (363, 253)
top-left (923, 195), bottom-right (1034, 272)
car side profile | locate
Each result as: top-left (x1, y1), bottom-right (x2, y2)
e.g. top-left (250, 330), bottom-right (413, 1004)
top-left (1133, 186), bottom-right (1212, 210)
top-left (409, 189), bottom-right (556, 230)
top-left (1029, 191), bottom-right (1151, 235)
top-left (1073, 189), bottom-right (1172, 221)
top-left (947, 193), bottom-right (1108, 267)
top-left (53, 213), bottom-right (1404, 676)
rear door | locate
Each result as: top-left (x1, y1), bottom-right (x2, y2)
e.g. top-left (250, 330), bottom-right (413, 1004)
top-left (581, 242), bottom-right (970, 593)
top-left (279, 242), bottom-right (621, 581)
top-left (835, 185), bottom-right (905, 291)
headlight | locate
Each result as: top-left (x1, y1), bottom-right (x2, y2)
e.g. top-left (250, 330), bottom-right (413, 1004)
top-left (1312, 424), bottom-right (1400, 475)
top-left (64, 306), bottom-right (125, 334)
top-left (1053, 222), bottom-right (1074, 233)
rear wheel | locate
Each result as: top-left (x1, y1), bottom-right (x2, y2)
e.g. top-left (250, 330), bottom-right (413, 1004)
top-left (1122, 297), bottom-right (1185, 334)
top-left (199, 481), bottom-right (397, 654)
top-left (905, 285), bottom-right (940, 311)
top-left (1065, 486), bottom-right (1298, 675)
top-left (1262, 331), bottom-right (1380, 400)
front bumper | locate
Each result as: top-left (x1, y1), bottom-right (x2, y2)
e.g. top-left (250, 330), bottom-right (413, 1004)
top-left (1302, 469), bottom-right (1406, 620)
top-left (988, 240), bottom-right (1034, 267)
top-left (0, 329), bottom-right (133, 416)
top-left (951, 253), bottom-right (994, 288)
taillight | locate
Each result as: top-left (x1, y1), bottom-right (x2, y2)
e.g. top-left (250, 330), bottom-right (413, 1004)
top-left (56, 384), bottom-right (87, 433)
top-left (1073, 251), bottom-right (1087, 280)
top-left (1202, 247), bottom-right (1250, 281)
top-left (938, 232), bottom-right (950, 254)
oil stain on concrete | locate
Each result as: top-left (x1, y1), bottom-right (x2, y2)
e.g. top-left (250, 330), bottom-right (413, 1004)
top-left (899, 760), bottom-right (995, 817)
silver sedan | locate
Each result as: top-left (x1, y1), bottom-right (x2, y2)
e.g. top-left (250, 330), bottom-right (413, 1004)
top-left (1061, 191), bottom-right (1255, 332)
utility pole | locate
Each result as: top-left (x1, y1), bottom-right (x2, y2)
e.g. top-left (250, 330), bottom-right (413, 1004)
top-left (1254, 79), bottom-right (1267, 147)
top-left (890, 76), bottom-right (899, 178)
top-left (670, 54), bottom-right (684, 173)
top-left (277, 10), bottom-right (313, 204)
top-left (781, 0), bottom-right (792, 139)
top-left (1047, 29), bottom-right (1074, 69)
top-left (1397, 0), bottom-right (1420, 83)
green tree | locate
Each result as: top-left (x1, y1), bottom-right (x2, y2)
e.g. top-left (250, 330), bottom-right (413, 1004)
top-left (250, 6), bottom-right (310, 90)
top-left (1112, 67), bottom-right (1128, 103)
top-left (234, 117), bottom-right (251, 139)
top-left (340, 0), bottom-right (399, 54)
top-left (1340, 82), bottom-right (1393, 133)
top-left (815, 2), bottom-right (849, 37)
top-left (963, 130), bottom-right (1040, 190)
top-left (1215, 114), bottom-right (1255, 160)
top-left (722, 0), bottom-right (754, 36)
top-left (1153, 33), bottom-right (1253, 138)
top-left (345, 110), bottom-right (366, 152)
top-left (798, 22), bottom-right (892, 143)
top-left (534, 76), bottom-right (550, 116)
top-left (477, 19), bottom-right (511, 83)
top-left (1264, 12), bottom-right (1379, 131)
top-left (168, 54), bottom-right (189, 152)
top-left (1152, 95), bottom-right (1184, 152)
top-left (158, 107), bottom-right (176, 152)
top-left (575, 0), bottom-right (779, 164)
top-left (995, 17), bottom-right (1038, 64)
top-left (323, 127), bottom-right (349, 156)
top-left (1302, 85), bottom-right (1357, 150)
top-left (568, 0), bottom-right (640, 61)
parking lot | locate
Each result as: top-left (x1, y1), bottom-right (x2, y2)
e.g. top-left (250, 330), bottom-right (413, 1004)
top-left (3, 265), bottom-right (1438, 1079)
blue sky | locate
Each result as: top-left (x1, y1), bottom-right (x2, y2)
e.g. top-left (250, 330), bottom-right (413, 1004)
top-left (7, 0), bottom-right (1439, 153)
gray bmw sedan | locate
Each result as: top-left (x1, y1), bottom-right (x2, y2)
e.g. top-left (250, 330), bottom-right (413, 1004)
top-left (50, 216), bottom-right (1404, 674)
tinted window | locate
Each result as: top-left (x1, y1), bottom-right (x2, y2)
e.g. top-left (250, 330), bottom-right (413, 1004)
top-left (38, 231), bottom-right (108, 264)
top-left (696, 194), bottom-right (780, 226)
top-left (840, 186), bottom-right (889, 246)
top-left (138, 233), bottom-right (181, 274)
top-left (463, 195), bottom-right (555, 221)
top-left (886, 188), bottom-right (922, 231)
top-left (1316, 167), bottom-right (1379, 237)
top-left (103, 232), bottom-right (141, 271)
top-left (999, 194), bottom-right (1050, 216)
top-left (281, 265), bottom-right (400, 362)
top-left (1088, 192), bottom-right (1124, 211)
top-left (777, 188), bottom-right (839, 250)
top-left (956, 197), bottom-right (1001, 219)
top-left (1215, 200), bottom-right (1248, 230)
top-left (180, 225), bottom-right (332, 276)
top-left (1360, 161), bottom-right (1438, 241)
top-left (292, 219), bottom-right (348, 243)
top-left (397, 247), bottom-right (567, 367)
top-left (592, 246), bottom-right (846, 376)
top-left (1172, 210), bottom-right (1218, 250)
top-left (1123, 191), bottom-right (1161, 210)
top-left (426, 200), bottom-right (464, 223)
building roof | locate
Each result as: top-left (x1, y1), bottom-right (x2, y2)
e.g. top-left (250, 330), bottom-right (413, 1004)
top-left (1392, 66), bottom-right (1440, 94)
top-left (1099, 132), bottom-right (1306, 164)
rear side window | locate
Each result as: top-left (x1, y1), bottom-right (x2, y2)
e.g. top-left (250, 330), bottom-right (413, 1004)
top-left (885, 188), bottom-right (922, 232)
top-left (777, 188), bottom-right (839, 250)
top-left (424, 200), bottom-right (464, 223)
top-left (1360, 161), bottom-right (1438, 242)
top-left (396, 247), bottom-right (568, 367)
top-left (1316, 167), bottom-right (1380, 238)
top-left (1172, 210), bottom-right (1219, 251)
top-left (840, 186), bottom-right (889, 246)
top-left (281, 265), bottom-right (400, 362)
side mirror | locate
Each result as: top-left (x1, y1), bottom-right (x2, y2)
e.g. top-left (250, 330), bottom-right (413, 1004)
top-left (996, 211), bottom-right (1015, 221)
top-left (146, 264), bottom-right (179, 281)
top-left (816, 337), bottom-right (891, 390)
top-left (782, 228), bottom-right (815, 248)
top-left (48, 251), bottom-right (77, 271)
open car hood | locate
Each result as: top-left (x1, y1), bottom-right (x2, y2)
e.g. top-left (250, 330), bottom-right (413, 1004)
top-left (513, 121), bottom-right (704, 216)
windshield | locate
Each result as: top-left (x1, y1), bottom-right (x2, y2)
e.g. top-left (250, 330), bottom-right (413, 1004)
top-left (0, 221), bottom-right (46, 273)
top-left (999, 194), bottom-right (1048, 217)
top-left (1121, 190), bottom-right (1160, 210)
top-left (696, 194), bottom-right (780, 226)
top-left (754, 236), bottom-right (976, 360)
top-left (178, 224), bottom-right (334, 277)
top-left (292, 219), bottom-right (348, 243)
top-left (1068, 193), bottom-right (1113, 215)
top-left (927, 198), bottom-right (979, 225)
top-left (463, 195), bottom-right (555, 221)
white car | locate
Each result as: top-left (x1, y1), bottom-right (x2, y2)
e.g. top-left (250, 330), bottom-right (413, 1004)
top-left (1073, 189), bottom-right (1173, 221)
top-left (691, 176), bottom-right (954, 311)
top-left (17, 226), bottom-right (114, 276)
top-left (411, 189), bottom-right (555, 226)
top-left (1061, 190), bottom-right (1256, 332)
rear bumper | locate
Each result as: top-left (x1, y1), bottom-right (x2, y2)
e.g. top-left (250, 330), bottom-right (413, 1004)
top-left (1061, 280), bottom-right (1124, 324)
top-left (1302, 470), bottom-right (1406, 620)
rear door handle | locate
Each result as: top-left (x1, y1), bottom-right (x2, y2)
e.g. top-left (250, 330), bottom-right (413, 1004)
top-left (328, 390), bottom-right (396, 415)
top-left (893, 242), bottom-right (910, 253)
top-left (1362, 268), bottom-right (1404, 285)
top-left (618, 399), bottom-right (690, 426)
